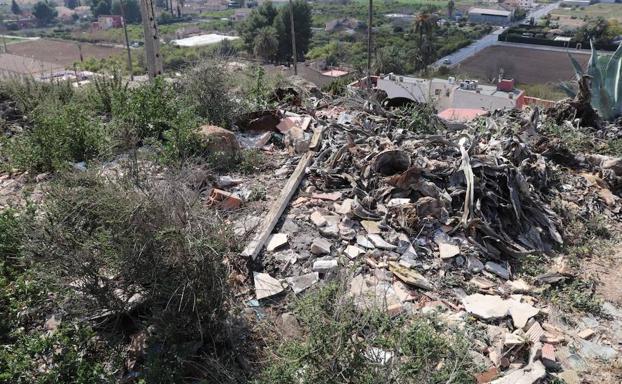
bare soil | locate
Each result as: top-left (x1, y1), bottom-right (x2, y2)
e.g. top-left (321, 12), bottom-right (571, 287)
top-left (5, 39), bottom-right (123, 67)
top-left (457, 45), bottom-right (591, 84)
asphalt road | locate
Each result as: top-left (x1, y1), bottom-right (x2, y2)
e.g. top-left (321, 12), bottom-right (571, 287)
top-left (432, 2), bottom-right (560, 68)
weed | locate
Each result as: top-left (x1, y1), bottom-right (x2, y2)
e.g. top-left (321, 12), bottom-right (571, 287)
top-left (396, 103), bottom-right (444, 135)
top-left (543, 278), bottom-right (605, 316)
top-left (248, 185), bottom-right (267, 201)
top-left (260, 283), bottom-right (476, 384)
top-left (208, 149), bottom-right (268, 175)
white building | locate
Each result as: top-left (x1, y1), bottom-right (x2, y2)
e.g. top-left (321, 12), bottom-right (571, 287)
top-left (375, 74), bottom-right (525, 114)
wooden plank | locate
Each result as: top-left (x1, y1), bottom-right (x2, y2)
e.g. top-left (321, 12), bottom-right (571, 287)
top-left (241, 127), bottom-right (323, 259)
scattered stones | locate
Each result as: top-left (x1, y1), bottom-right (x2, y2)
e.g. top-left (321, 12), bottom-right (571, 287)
top-left (388, 261), bottom-right (432, 290)
top-left (310, 238), bottom-right (332, 255)
top-left (311, 192), bottom-right (342, 201)
top-left (254, 272), bottom-right (284, 300)
top-left (467, 256), bottom-right (485, 273)
top-left (310, 211), bottom-right (327, 227)
top-left (313, 258), bottom-right (338, 273)
top-left (344, 245), bottom-right (364, 259)
top-left (463, 294), bottom-right (539, 327)
top-left (367, 234), bottom-right (397, 250)
top-left (334, 199), bottom-right (353, 215)
top-left (577, 328), bottom-right (595, 340)
top-left (356, 234), bottom-right (375, 249)
top-left (266, 233), bottom-right (288, 252)
top-left (286, 272), bottom-right (319, 294)
top-left (489, 361), bottom-right (546, 384)
top-left (361, 220), bottom-right (381, 234)
top-left (485, 261), bottom-right (510, 280)
top-left (278, 312), bottom-right (302, 340)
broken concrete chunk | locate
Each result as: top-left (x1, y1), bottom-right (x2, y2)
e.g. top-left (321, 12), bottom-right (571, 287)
top-left (311, 192), bottom-right (342, 201)
top-left (388, 261), bottom-right (432, 290)
top-left (356, 234), bottom-right (375, 249)
top-left (334, 199), bottom-right (353, 215)
top-left (310, 238), bottom-right (332, 255)
top-left (577, 328), bottom-right (595, 339)
top-left (434, 230), bottom-right (460, 259)
top-left (254, 272), bottom-right (284, 300)
top-left (367, 234), bottom-right (397, 250)
top-left (508, 301), bottom-right (539, 329)
top-left (504, 331), bottom-right (526, 347)
top-left (490, 361), bottom-right (546, 384)
top-left (466, 256), bottom-right (484, 273)
top-left (310, 211), bottom-right (327, 227)
top-left (387, 198), bottom-right (411, 207)
top-left (266, 233), bottom-right (288, 252)
top-left (485, 261), bottom-right (510, 280)
top-left (508, 278), bottom-right (532, 293)
top-left (313, 258), bottom-right (338, 273)
top-left (463, 294), bottom-right (511, 320)
top-left (525, 321), bottom-right (544, 343)
top-left (361, 220), bottom-right (381, 234)
top-left (541, 343), bottom-right (557, 369)
top-left (286, 272), bottom-right (319, 294)
top-left (344, 245), bottom-right (364, 259)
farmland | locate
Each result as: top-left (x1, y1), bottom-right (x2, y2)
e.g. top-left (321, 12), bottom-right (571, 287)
top-left (551, 3), bottom-right (622, 23)
top-left (5, 39), bottom-right (123, 67)
top-left (457, 44), bottom-right (590, 84)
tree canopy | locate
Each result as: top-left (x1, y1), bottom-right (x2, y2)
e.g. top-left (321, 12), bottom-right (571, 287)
top-left (91, 0), bottom-right (111, 17)
top-left (111, 0), bottom-right (142, 23)
top-left (33, 1), bottom-right (58, 25)
top-left (11, 0), bottom-right (21, 15)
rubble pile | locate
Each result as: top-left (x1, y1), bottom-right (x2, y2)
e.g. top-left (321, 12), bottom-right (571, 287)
top-left (242, 95), bottom-right (622, 383)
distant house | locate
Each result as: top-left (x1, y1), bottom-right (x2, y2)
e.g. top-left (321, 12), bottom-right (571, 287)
top-left (468, 7), bottom-right (513, 25)
top-left (374, 74), bottom-right (524, 118)
top-left (231, 9), bottom-right (251, 22)
top-left (325, 18), bottom-right (364, 33)
top-left (504, 0), bottom-right (534, 8)
top-left (97, 15), bottom-right (123, 30)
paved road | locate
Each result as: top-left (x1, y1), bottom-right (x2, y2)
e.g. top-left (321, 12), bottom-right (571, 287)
top-left (432, 2), bottom-right (560, 68)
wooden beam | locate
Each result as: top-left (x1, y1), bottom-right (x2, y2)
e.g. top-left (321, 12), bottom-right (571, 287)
top-left (241, 127), bottom-right (323, 260)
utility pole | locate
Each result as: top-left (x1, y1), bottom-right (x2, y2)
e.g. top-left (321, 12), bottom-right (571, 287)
top-left (139, 0), bottom-right (163, 79)
top-left (288, 0), bottom-right (297, 75)
top-left (120, 0), bottom-right (134, 80)
top-left (2, 35), bottom-right (7, 54)
top-left (367, 0), bottom-right (372, 89)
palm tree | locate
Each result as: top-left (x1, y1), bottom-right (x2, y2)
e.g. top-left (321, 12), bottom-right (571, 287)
top-left (253, 27), bottom-right (279, 62)
top-left (414, 11), bottom-right (435, 48)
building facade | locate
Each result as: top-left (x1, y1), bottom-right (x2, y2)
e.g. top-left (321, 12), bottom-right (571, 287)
top-left (468, 8), bottom-right (513, 25)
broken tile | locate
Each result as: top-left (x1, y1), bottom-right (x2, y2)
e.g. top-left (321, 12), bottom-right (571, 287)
top-left (356, 234), bottom-right (375, 249)
top-left (525, 321), bottom-right (545, 343)
top-left (266, 233), bottom-right (288, 252)
top-left (508, 301), bottom-right (539, 329)
top-left (541, 343), bottom-right (556, 369)
top-left (577, 328), bottom-right (595, 339)
top-left (367, 234), bottom-right (397, 250)
top-left (334, 198), bottom-right (353, 215)
top-left (286, 272), bottom-right (319, 294)
top-left (310, 238), bottom-right (331, 255)
top-left (254, 272), bottom-right (284, 300)
top-left (462, 294), bottom-right (511, 320)
top-left (208, 188), bottom-right (242, 210)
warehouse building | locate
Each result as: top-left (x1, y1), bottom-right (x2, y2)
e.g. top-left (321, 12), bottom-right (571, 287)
top-left (468, 8), bottom-right (513, 26)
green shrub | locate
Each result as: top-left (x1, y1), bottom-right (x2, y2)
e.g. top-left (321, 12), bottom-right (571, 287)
top-left (260, 283), bottom-right (477, 384)
top-left (2, 101), bottom-right (107, 172)
top-left (0, 77), bottom-right (75, 114)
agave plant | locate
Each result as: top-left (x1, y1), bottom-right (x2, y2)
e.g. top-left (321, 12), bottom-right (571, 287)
top-left (566, 41), bottom-right (622, 121)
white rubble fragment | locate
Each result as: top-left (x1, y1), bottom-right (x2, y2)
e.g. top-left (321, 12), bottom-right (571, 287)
top-left (361, 220), bottom-right (381, 234)
top-left (463, 294), bottom-right (511, 320)
top-left (356, 234), bottom-right (375, 249)
top-left (344, 245), bottom-right (364, 259)
top-left (509, 301), bottom-right (540, 328)
top-left (367, 234), bottom-right (397, 250)
top-left (310, 238), bottom-right (332, 255)
top-left (490, 361), bottom-right (546, 384)
top-left (286, 272), bottom-right (319, 294)
top-left (313, 258), bottom-right (338, 273)
top-left (254, 272), bottom-right (284, 300)
top-left (310, 211), bottom-right (327, 227)
top-left (266, 233), bottom-right (288, 252)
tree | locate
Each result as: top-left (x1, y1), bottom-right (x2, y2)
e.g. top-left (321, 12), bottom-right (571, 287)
top-left (414, 11), bottom-right (436, 67)
top-left (238, 1), bottom-right (278, 52)
top-left (155, 0), bottom-right (167, 9)
top-left (65, 0), bottom-right (79, 9)
top-left (33, 1), bottom-right (58, 25)
top-left (11, 0), bottom-right (21, 15)
top-left (447, 0), bottom-right (454, 19)
top-left (111, 0), bottom-right (141, 23)
top-left (91, 0), bottom-right (111, 17)
top-left (273, 0), bottom-right (311, 63)
top-left (374, 46), bottom-right (405, 75)
top-left (253, 26), bottom-right (279, 62)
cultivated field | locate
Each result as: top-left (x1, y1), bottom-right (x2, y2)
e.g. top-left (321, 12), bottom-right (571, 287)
top-left (551, 4), bottom-right (622, 23)
top-left (457, 45), bottom-right (590, 84)
top-left (5, 39), bottom-right (123, 67)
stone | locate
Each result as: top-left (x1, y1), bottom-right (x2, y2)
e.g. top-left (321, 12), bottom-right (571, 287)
top-left (577, 328), bottom-right (595, 339)
top-left (198, 124), bottom-right (240, 157)
top-left (266, 233), bottom-right (288, 252)
top-left (463, 294), bottom-right (511, 320)
top-left (208, 188), bottom-right (242, 210)
top-left (489, 361), bottom-right (546, 384)
top-left (334, 199), bottom-right (353, 215)
top-left (313, 258), bottom-right (338, 273)
top-left (387, 198), bottom-right (411, 207)
top-left (387, 303), bottom-right (403, 316)
top-left (525, 321), bottom-right (544, 343)
top-left (470, 276), bottom-right (495, 290)
top-left (485, 261), bottom-right (510, 280)
top-left (286, 272), bottom-right (319, 294)
top-left (415, 196), bottom-right (442, 218)
top-left (393, 281), bottom-right (416, 302)
top-left (254, 272), bottom-right (284, 300)
top-left (361, 220), bottom-right (381, 234)
top-left (578, 339), bottom-right (618, 361)
top-left (388, 261), bottom-right (432, 290)
top-left (557, 370), bottom-right (580, 384)
top-left (508, 301), bottom-right (540, 329)
top-left (311, 192), bottom-right (342, 201)
top-left (310, 211), bottom-right (327, 227)
top-left (504, 331), bottom-right (526, 347)
top-left (434, 230), bottom-right (460, 259)
top-left (508, 278), bottom-right (532, 293)
top-left (310, 238), bottom-right (331, 255)
top-left (356, 234), bottom-right (375, 249)
top-left (344, 245), bottom-right (364, 259)
top-left (279, 312), bottom-right (302, 340)
top-left (367, 234), bottom-right (397, 250)
top-left (467, 256), bottom-right (485, 273)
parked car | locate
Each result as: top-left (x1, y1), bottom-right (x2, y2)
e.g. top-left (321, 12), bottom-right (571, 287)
top-left (442, 59), bottom-right (451, 65)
